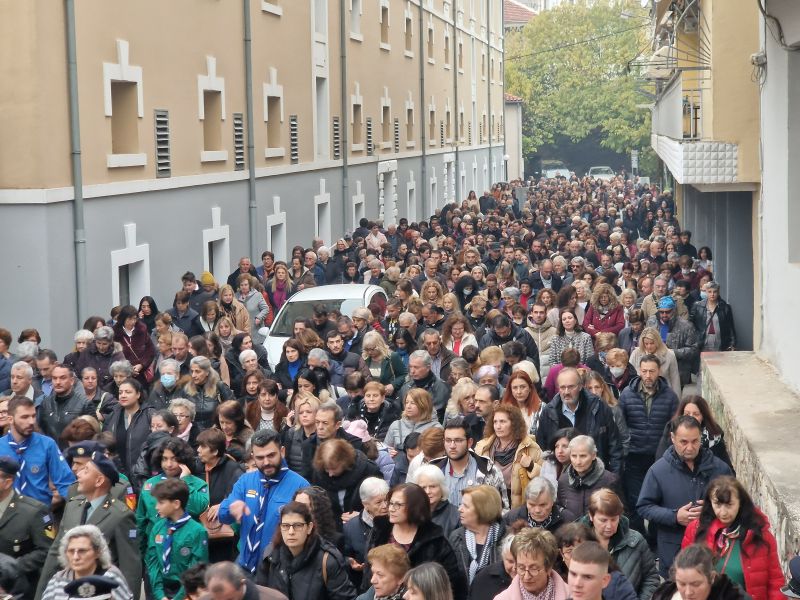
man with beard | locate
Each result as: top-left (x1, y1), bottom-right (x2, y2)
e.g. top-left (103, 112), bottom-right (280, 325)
top-left (478, 314), bottom-right (540, 375)
top-left (219, 430), bottom-right (309, 575)
top-left (325, 331), bottom-right (370, 380)
top-left (0, 395), bottom-right (74, 505)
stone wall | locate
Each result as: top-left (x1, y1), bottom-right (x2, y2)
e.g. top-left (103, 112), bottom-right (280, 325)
top-left (702, 351), bottom-right (800, 568)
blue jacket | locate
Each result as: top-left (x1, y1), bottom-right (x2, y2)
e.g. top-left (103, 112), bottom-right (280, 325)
top-left (618, 377), bottom-right (679, 457)
top-left (636, 446), bottom-right (732, 575)
top-left (219, 466), bottom-right (308, 571)
top-left (0, 356), bottom-right (10, 394)
top-left (0, 432), bottom-right (75, 504)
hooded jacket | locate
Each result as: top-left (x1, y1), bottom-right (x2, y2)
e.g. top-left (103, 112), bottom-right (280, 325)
top-left (383, 416), bottom-right (442, 450)
top-left (636, 446), bottom-right (733, 575)
top-left (557, 458), bottom-right (621, 522)
top-left (364, 516), bottom-right (468, 598)
top-left (618, 376), bottom-right (679, 457)
top-left (578, 515), bottom-right (660, 600)
top-left (681, 509), bottom-right (784, 600)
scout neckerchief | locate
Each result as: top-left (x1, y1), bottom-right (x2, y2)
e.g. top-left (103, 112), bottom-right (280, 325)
top-left (6, 432), bottom-right (30, 494)
top-left (244, 462), bottom-right (288, 573)
top-left (162, 512), bottom-right (192, 574)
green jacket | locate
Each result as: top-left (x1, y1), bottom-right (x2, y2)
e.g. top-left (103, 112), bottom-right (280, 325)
top-left (145, 516), bottom-right (209, 600)
top-left (0, 492), bottom-right (52, 594)
top-left (136, 474), bottom-right (209, 554)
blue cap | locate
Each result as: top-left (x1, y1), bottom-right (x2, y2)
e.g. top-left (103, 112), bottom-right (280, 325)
top-left (658, 296), bottom-right (676, 311)
top-left (89, 451), bottom-right (120, 486)
top-left (782, 556), bottom-right (800, 598)
top-left (64, 575), bottom-right (120, 599)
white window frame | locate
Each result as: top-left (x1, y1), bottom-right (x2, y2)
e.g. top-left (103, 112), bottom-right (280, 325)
top-left (379, 0), bottom-right (391, 51)
top-left (262, 0), bottom-right (282, 16)
top-left (351, 81), bottom-right (365, 152)
top-left (198, 56), bottom-right (228, 163)
top-left (404, 2), bottom-right (414, 58)
top-left (103, 39), bottom-right (146, 168)
top-left (405, 91), bottom-right (416, 149)
top-left (110, 223), bottom-right (150, 307)
top-left (350, 0), bottom-right (364, 41)
top-left (263, 67), bottom-right (286, 158)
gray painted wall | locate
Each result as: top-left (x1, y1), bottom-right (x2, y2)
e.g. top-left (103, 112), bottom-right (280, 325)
top-left (0, 147), bottom-right (502, 358)
top-left (681, 187), bottom-right (755, 351)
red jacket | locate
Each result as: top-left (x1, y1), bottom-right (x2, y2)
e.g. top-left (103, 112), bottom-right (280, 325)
top-left (582, 304), bottom-right (625, 338)
top-left (681, 511), bottom-right (786, 600)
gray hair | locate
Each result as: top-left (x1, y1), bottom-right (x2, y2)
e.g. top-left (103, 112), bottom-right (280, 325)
top-left (110, 360), bottom-right (133, 376)
top-left (307, 348), bottom-right (330, 365)
top-left (409, 349), bottom-right (432, 367)
top-left (502, 287), bottom-right (521, 301)
top-left (169, 398), bottom-right (196, 421)
top-left (74, 329), bottom-right (94, 343)
top-left (525, 476), bottom-right (556, 502)
top-left (569, 435), bottom-right (597, 455)
top-left (159, 358), bottom-right (180, 376)
top-left (398, 312), bottom-right (417, 327)
top-left (706, 281), bottom-right (720, 291)
top-left (10, 361), bottom-right (33, 380)
top-left (317, 246), bottom-right (329, 257)
top-left (190, 355), bottom-right (212, 372)
top-left (409, 464), bottom-right (449, 500)
top-left (421, 328), bottom-right (441, 341)
top-left (359, 477), bottom-right (389, 502)
top-left (317, 400), bottom-right (343, 422)
top-left (474, 364), bottom-right (498, 381)
top-left (16, 341), bottom-right (39, 360)
top-left (58, 524), bottom-right (112, 569)
top-left (238, 349), bottom-right (257, 366)
top-left (94, 326), bottom-right (115, 341)
top-left (501, 533), bottom-right (516, 554)
top-left (403, 563), bottom-right (453, 600)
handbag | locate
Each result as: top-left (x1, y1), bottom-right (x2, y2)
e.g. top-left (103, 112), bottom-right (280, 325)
top-left (122, 335), bottom-right (155, 383)
top-left (199, 469), bottom-right (235, 539)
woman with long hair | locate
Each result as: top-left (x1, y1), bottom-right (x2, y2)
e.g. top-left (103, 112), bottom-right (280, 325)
top-left (392, 328), bottom-right (418, 367)
top-left (655, 396), bottom-right (731, 467)
top-left (293, 486), bottom-right (345, 552)
top-left (501, 370), bottom-right (546, 438)
top-left (265, 261), bottom-right (295, 312)
top-left (257, 501), bottom-right (356, 600)
top-left (274, 339), bottom-right (308, 390)
top-left (441, 314), bottom-right (478, 357)
top-left (283, 393), bottom-right (320, 473)
top-left (549, 308), bottom-right (595, 370)
top-left (138, 296), bottom-right (160, 334)
top-left (583, 283), bottom-right (626, 339)
top-left (403, 563), bottom-right (454, 600)
top-left (475, 404), bottom-right (543, 508)
top-left (629, 327), bottom-right (681, 393)
top-left (113, 305), bottom-right (156, 387)
top-left (245, 380), bottom-right (288, 433)
top-left (582, 371), bottom-right (630, 459)
top-left (443, 377), bottom-right (478, 421)
top-left (362, 331), bottom-right (408, 397)
top-left (651, 544), bottom-right (749, 600)
top-left (217, 284), bottom-right (251, 333)
top-left (680, 477), bottom-right (783, 600)
top-left (383, 389), bottom-right (443, 454)
top-left (213, 400), bottom-right (254, 462)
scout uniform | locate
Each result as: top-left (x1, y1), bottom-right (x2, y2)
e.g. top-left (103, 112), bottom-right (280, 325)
top-left (0, 430), bottom-right (75, 504)
top-left (145, 514), bottom-right (208, 600)
top-left (0, 457), bottom-right (53, 596)
top-left (136, 474), bottom-right (208, 555)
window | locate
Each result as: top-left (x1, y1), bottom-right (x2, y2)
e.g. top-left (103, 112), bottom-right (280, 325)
top-left (429, 109), bottom-right (436, 146)
top-left (103, 39), bottom-right (145, 168)
top-left (458, 109), bottom-right (464, 141)
top-left (351, 0), bottom-right (363, 41)
top-left (353, 104), bottom-right (363, 147)
top-left (380, 3), bottom-right (390, 50)
top-left (263, 67), bottom-right (285, 158)
top-left (262, 0), bottom-right (282, 16)
top-left (111, 82), bottom-right (140, 155)
top-left (427, 23), bottom-right (435, 63)
top-left (203, 91), bottom-right (223, 153)
top-left (315, 77), bottom-right (329, 160)
top-left (382, 106), bottom-right (391, 148)
top-left (446, 109), bottom-right (452, 141)
top-left (405, 13), bottom-right (413, 56)
top-left (458, 38), bottom-right (464, 71)
top-left (491, 56), bottom-right (495, 82)
top-left (481, 51), bottom-right (486, 79)
top-left (351, 82), bottom-right (364, 151)
top-left (198, 56), bottom-right (227, 163)
top-left (444, 33), bottom-right (451, 68)
top-left (406, 107), bottom-right (414, 145)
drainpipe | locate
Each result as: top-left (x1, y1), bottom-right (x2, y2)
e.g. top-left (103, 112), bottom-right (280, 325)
top-left (501, 1), bottom-right (507, 179)
top-left (419, 1), bottom-right (428, 217)
top-left (486, 0), bottom-right (492, 183)
top-left (65, 0), bottom-right (88, 326)
top-left (244, 0), bottom-right (258, 260)
top-left (452, 2), bottom-right (460, 204)
top-left (340, 0), bottom-right (350, 232)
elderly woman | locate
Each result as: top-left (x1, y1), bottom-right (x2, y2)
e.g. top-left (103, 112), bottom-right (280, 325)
top-left (106, 360), bottom-right (134, 398)
top-left (475, 404), bottom-right (543, 508)
top-left (225, 332), bottom-right (270, 389)
top-left (361, 331), bottom-right (407, 397)
top-left (311, 439), bottom-right (383, 522)
top-left (364, 483), bottom-right (467, 598)
top-left (583, 283), bottom-right (626, 339)
top-left (580, 489), bottom-right (660, 600)
top-left (237, 274), bottom-right (269, 344)
top-left (63, 329), bottom-right (95, 373)
top-left (213, 399), bottom-right (254, 462)
top-left (557, 435), bottom-right (620, 522)
top-left (113, 305), bottom-right (156, 387)
top-left (359, 544), bottom-right (410, 600)
top-left (343, 478), bottom-right (389, 579)
top-left (41, 525), bottom-right (133, 600)
top-left (346, 381), bottom-right (399, 442)
top-left (80, 367), bottom-right (117, 421)
top-left (629, 327), bottom-right (681, 393)
top-left (494, 527), bottom-right (568, 600)
top-left (443, 377), bottom-right (478, 421)
top-left (102, 378), bottom-right (155, 477)
top-left (409, 464), bottom-right (461, 537)
top-left (196, 428), bottom-right (245, 562)
top-left (181, 355), bottom-right (234, 430)
top-left (383, 388), bottom-right (442, 453)
top-left (690, 281), bottom-right (736, 352)
top-left (74, 326), bottom-right (125, 392)
top-left (503, 477), bottom-right (568, 532)
top-left (232, 348), bottom-right (270, 398)
top-left (169, 397), bottom-right (199, 447)
top-left (449, 485), bottom-right (507, 584)
top-left (147, 358), bottom-right (184, 409)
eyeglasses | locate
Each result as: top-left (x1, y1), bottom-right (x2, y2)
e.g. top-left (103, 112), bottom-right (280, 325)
top-left (444, 438), bottom-right (467, 445)
top-left (280, 522), bottom-right (308, 531)
top-left (516, 564), bottom-right (546, 576)
top-left (387, 501), bottom-right (406, 510)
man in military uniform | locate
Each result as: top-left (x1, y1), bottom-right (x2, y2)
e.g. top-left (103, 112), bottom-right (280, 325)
top-left (37, 452), bottom-right (142, 600)
top-left (64, 441), bottom-right (137, 511)
top-left (0, 456), bottom-right (53, 597)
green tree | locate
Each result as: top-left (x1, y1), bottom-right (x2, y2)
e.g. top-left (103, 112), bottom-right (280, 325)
top-left (505, 0), bottom-right (654, 174)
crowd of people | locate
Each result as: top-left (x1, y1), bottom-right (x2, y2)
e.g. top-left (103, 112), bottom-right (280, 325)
top-left (0, 172), bottom-right (794, 600)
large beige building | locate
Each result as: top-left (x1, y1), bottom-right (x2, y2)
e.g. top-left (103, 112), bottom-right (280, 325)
top-left (0, 0), bottom-right (505, 352)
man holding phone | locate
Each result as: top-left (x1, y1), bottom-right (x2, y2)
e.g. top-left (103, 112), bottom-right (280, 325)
top-left (636, 415), bottom-right (732, 576)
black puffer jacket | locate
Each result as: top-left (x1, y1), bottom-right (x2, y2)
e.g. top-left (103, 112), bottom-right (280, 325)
top-left (311, 450), bottom-right (383, 521)
top-left (502, 503), bottom-right (568, 532)
top-left (364, 516), bottom-right (467, 598)
top-left (39, 387), bottom-right (93, 441)
top-left (432, 500), bottom-right (461, 537)
top-left (258, 536), bottom-right (356, 600)
top-left (651, 574), bottom-right (748, 600)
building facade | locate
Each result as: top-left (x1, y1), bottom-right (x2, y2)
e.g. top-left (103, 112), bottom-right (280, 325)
top-left (646, 0), bottom-right (760, 351)
top-left (0, 0), bottom-right (505, 352)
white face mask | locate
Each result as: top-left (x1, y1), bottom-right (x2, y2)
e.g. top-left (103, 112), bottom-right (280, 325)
top-left (609, 366), bottom-right (625, 378)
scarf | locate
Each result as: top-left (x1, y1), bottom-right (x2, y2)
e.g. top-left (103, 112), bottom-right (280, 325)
top-left (273, 281), bottom-right (287, 309)
top-left (528, 511), bottom-right (554, 530)
top-left (519, 572), bottom-right (555, 600)
top-left (287, 359), bottom-right (302, 382)
top-left (465, 522), bottom-right (500, 583)
top-left (492, 438), bottom-right (517, 467)
top-left (162, 512), bottom-right (192, 574)
top-left (6, 433), bottom-right (30, 494)
top-left (244, 462), bottom-right (288, 573)
top-left (376, 589), bottom-right (406, 600)
top-left (714, 524), bottom-right (741, 558)
top-left (176, 422), bottom-right (193, 443)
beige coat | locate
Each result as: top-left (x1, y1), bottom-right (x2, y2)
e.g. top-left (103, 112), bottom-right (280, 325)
top-left (475, 434), bottom-right (543, 508)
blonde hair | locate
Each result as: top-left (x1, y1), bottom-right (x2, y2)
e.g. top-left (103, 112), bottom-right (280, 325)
top-left (639, 327), bottom-right (668, 356)
top-left (446, 377), bottom-right (478, 417)
top-left (404, 388), bottom-right (434, 421)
